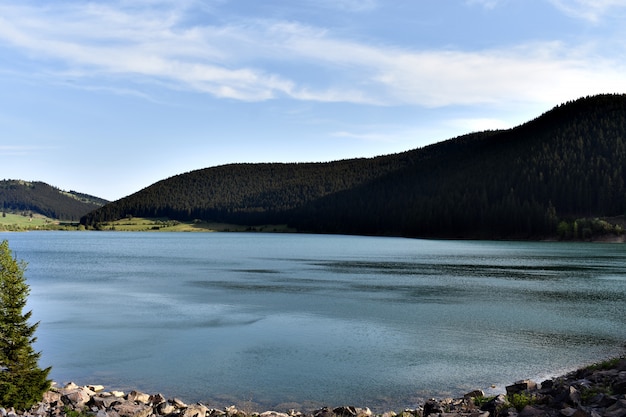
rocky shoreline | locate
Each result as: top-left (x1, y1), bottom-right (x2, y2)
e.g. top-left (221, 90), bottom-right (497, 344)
top-left (3, 358), bottom-right (625, 417)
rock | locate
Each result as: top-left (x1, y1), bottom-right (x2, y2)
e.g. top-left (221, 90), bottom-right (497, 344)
top-left (150, 393), bottom-right (167, 405)
top-left (112, 402), bottom-right (154, 417)
top-left (506, 380), bottom-right (537, 395)
top-left (357, 407), bottom-right (373, 417)
top-left (567, 386), bottom-right (581, 406)
top-left (62, 387), bottom-right (94, 408)
top-left (182, 404), bottom-right (209, 417)
top-left (614, 380), bottom-right (626, 395)
top-left (259, 412), bottom-right (290, 417)
top-left (111, 391), bottom-right (126, 398)
top-left (333, 406), bottom-right (357, 416)
top-left (172, 398), bottom-right (188, 409)
top-left (464, 390), bottom-right (485, 399)
top-left (42, 390), bottom-right (63, 405)
top-left (64, 382), bottom-right (80, 391)
top-left (156, 401), bottom-right (176, 415)
top-left (560, 407), bottom-right (578, 416)
top-left (127, 391), bottom-right (151, 404)
top-left (92, 395), bottom-right (124, 409)
top-left (423, 399), bottom-right (444, 417)
top-left (314, 407), bottom-right (335, 417)
top-left (517, 406), bottom-right (545, 417)
top-left (89, 385), bottom-right (106, 392)
top-left (604, 400), bottom-right (626, 417)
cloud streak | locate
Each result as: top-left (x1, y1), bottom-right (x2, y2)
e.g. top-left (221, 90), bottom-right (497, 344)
top-left (548, 0), bottom-right (626, 22)
top-left (0, 1), bottom-right (625, 108)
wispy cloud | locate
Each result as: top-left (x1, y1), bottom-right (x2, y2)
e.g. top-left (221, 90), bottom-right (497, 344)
top-left (465, 0), bottom-right (504, 10)
top-left (548, 0), bottom-right (626, 22)
top-left (0, 1), bottom-right (625, 108)
top-left (0, 145), bottom-right (44, 156)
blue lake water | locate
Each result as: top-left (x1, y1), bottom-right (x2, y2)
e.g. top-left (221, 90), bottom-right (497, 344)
top-left (2, 231), bottom-right (626, 411)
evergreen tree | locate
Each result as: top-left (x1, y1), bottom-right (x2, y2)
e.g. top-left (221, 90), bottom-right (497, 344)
top-left (0, 240), bottom-right (50, 410)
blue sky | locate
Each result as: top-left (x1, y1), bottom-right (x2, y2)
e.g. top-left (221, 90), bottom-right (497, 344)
top-left (2, 0), bottom-right (626, 201)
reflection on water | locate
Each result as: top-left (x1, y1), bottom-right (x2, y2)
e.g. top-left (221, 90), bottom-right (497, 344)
top-left (3, 232), bottom-right (626, 411)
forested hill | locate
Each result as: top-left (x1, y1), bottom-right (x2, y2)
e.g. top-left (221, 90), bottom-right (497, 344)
top-left (1, 180), bottom-right (108, 221)
top-left (82, 94), bottom-right (626, 239)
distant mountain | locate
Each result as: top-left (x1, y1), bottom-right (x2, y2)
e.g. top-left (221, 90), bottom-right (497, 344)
top-left (82, 94), bottom-right (626, 239)
top-left (1, 180), bottom-right (108, 221)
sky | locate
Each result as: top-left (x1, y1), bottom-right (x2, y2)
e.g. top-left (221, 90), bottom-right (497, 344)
top-left (2, 0), bottom-right (626, 201)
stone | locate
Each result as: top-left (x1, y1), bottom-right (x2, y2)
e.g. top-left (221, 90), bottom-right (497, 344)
top-left (62, 388), bottom-right (93, 408)
top-left (127, 391), bottom-right (151, 404)
top-left (172, 398), bottom-right (188, 409)
top-left (464, 390), bottom-right (485, 399)
top-left (259, 412), bottom-right (290, 417)
top-left (156, 402), bottom-right (176, 415)
top-left (89, 385), bottom-right (106, 392)
top-left (506, 380), bottom-right (538, 395)
top-left (182, 404), bottom-right (209, 417)
top-left (333, 406), bottom-right (357, 416)
top-left (423, 399), bottom-right (444, 417)
top-left (567, 386), bottom-right (581, 406)
top-left (112, 402), bottom-right (154, 417)
top-left (356, 407), bottom-right (372, 417)
top-left (614, 380), bottom-right (626, 395)
top-left (604, 408), bottom-right (626, 417)
top-left (314, 407), bottom-right (335, 417)
top-left (150, 393), bottom-right (166, 405)
top-left (42, 391), bottom-right (63, 405)
top-left (560, 407), bottom-right (577, 416)
top-left (91, 395), bottom-right (123, 409)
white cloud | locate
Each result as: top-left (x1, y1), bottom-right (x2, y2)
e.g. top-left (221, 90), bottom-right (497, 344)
top-left (548, 0), bottom-right (626, 22)
top-left (1, 1), bottom-right (626, 108)
top-left (466, 0), bottom-right (504, 9)
top-left (320, 0), bottom-right (378, 12)
top-left (0, 145), bottom-right (43, 156)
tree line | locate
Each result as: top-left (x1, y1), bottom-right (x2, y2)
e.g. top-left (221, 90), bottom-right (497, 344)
top-left (0, 180), bottom-right (107, 221)
top-left (82, 94), bottom-right (626, 239)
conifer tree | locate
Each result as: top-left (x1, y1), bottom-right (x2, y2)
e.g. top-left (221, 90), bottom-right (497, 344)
top-left (0, 240), bottom-right (50, 410)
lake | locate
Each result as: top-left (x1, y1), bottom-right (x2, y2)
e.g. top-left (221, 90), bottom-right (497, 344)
top-left (2, 231), bottom-right (625, 411)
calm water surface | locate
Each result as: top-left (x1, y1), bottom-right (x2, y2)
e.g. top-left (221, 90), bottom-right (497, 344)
top-left (2, 232), bottom-right (626, 411)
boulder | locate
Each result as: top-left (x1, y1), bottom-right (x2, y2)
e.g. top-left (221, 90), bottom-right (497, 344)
top-left (150, 393), bottom-right (167, 405)
top-left (182, 404), bottom-right (209, 417)
top-left (259, 412), bottom-right (290, 417)
top-left (112, 402), bottom-right (154, 417)
top-left (62, 387), bottom-right (94, 408)
top-left (605, 400), bottom-right (626, 415)
top-left (127, 391), bottom-right (151, 404)
top-left (172, 398), bottom-right (188, 409)
top-left (157, 402), bottom-right (176, 416)
top-left (91, 395), bottom-right (124, 409)
top-left (313, 407), bottom-right (335, 417)
top-left (506, 380), bottom-right (537, 395)
top-left (517, 406), bottom-right (545, 417)
top-left (333, 406), bottom-right (357, 417)
top-left (464, 390), bottom-right (485, 400)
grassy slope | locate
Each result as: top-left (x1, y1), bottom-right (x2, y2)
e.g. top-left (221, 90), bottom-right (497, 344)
top-left (92, 217), bottom-right (295, 233)
top-left (0, 213), bottom-right (56, 230)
